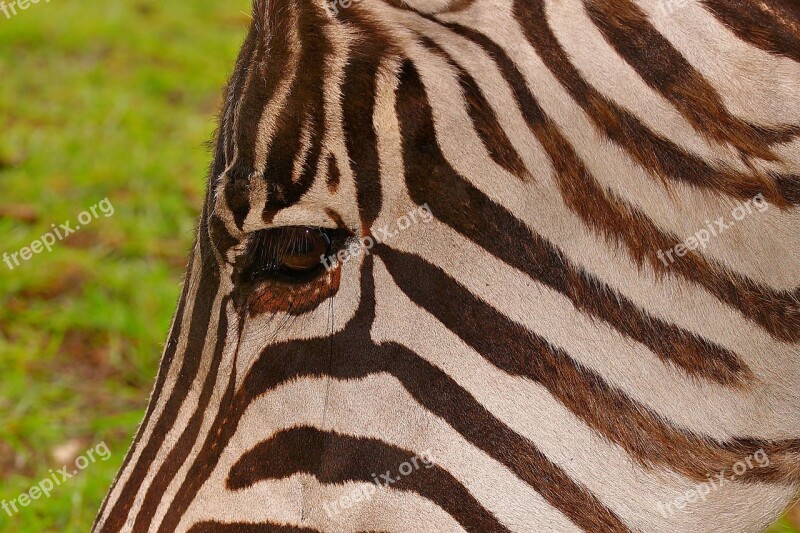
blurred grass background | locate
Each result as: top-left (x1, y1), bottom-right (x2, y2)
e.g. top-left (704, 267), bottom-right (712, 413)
top-left (0, 0), bottom-right (250, 529)
top-left (0, 0), bottom-right (797, 531)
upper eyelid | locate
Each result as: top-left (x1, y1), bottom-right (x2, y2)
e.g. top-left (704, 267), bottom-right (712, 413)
top-left (240, 207), bottom-right (345, 234)
top-left (239, 224), bottom-right (336, 241)
top-left (229, 224), bottom-right (350, 267)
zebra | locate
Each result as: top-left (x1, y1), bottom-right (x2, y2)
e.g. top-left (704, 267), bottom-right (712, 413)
top-left (94, 0), bottom-right (800, 531)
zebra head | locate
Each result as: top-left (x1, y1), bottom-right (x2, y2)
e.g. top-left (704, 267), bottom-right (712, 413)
top-left (95, 0), bottom-right (800, 531)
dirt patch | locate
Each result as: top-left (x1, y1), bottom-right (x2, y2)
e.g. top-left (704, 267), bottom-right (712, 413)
top-left (19, 266), bottom-right (89, 300)
top-left (55, 329), bottom-right (117, 382)
top-left (0, 441), bottom-right (35, 481)
top-left (0, 203), bottom-right (39, 223)
top-left (62, 228), bottom-right (102, 250)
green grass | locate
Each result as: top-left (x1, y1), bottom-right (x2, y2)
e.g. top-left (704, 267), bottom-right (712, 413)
top-left (0, 0), bottom-right (797, 531)
top-left (0, 0), bottom-right (249, 530)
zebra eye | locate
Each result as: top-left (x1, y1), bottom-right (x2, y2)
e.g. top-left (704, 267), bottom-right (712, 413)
top-left (244, 226), bottom-right (332, 282)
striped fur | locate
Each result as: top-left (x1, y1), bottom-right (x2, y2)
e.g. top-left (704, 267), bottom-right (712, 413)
top-left (95, 0), bottom-right (800, 531)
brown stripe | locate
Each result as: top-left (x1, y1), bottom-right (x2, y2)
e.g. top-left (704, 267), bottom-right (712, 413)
top-left (158, 369), bottom-right (239, 533)
top-left (100, 219), bottom-right (222, 532)
top-left (131, 295), bottom-right (233, 532)
top-left (585, 0), bottom-right (794, 160)
top-left (229, 426), bottom-right (510, 532)
top-left (418, 36), bottom-right (530, 181)
top-left (188, 522), bottom-right (321, 533)
top-left (339, 8), bottom-right (397, 231)
top-left (396, 58), bottom-right (752, 385)
top-left (208, 208), bottom-right (241, 258)
top-left (437, 19), bottom-right (800, 343)
top-left (222, 25), bottom-right (259, 163)
top-left (776, 173), bottom-right (800, 204)
top-left (209, 118), bottom-right (246, 258)
top-left (447, 0), bottom-right (477, 13)
top-left (558, 155), bottom-right (800, 343)
top-left (381, 0), bottom-right (476, 14)
top-left (326, 153), bottom-right (340, 192)
top-left (225, 6), bottom-right (295, 230)
top-left (260, 0), bottom-right (331, 219)
top-left (702, 0), bottom-right (800, 63)
top-left (379, 244), bottom-right (800, 485)
top-left (158, 256), bottom-right (631, 533)
top-left (511, 0), bottom-right (797, 206)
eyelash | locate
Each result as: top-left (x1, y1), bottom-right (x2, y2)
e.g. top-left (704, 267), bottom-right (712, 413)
top-left (240, 226), bottom-right (345, 284)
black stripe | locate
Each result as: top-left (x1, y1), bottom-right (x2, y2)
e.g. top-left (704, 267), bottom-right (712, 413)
top-left (418, 36), bottom-right (530, 181)
top-left (340, 8), bottom-right (395, 230)
top-left (261, 0), bottom-right (331, 220)
top-left (394, 58), bottom-right (751, 384)
top-left (702, 0), bottom-right (800, 63)
top-left (100, 210), bottom-right (222, 532)
top-left (132, 295), bottom-right (233, 532)
top-left (230, 426), bottom-right (509, 532)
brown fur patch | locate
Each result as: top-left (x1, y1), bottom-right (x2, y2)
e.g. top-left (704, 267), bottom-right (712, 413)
top-left (229, 427), bottom-right (509, 531)
top-left (702, 0), bottom-right (800, 63)
top-left (513, 0), bottom-right (795, 206)
top-left (585, 0), bottom-right (794, 160)
top-left (249, 266), bottom-right (342, 316)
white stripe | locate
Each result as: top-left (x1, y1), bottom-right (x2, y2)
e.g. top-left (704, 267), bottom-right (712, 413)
top-left (392, 31), bottom-right (800, 438)
top-left (123, 280), bottom-right (227, 530)
top-left (636, 0), bottom-right (800, 127)
top-left (184, 374), bottom-right (580, 532)
top-left (96, 245), bottom-right (205, 529)
top-left (372, 257), bottom-right (798, 533)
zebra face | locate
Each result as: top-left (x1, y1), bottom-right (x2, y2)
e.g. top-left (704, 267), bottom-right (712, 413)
top-left (95, 0), bottom-right (800, 531)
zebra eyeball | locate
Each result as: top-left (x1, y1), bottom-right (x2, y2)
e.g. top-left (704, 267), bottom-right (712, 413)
top-left (243, 226), bottom-right (333, 283)
top-left (279, 227), bottom-right (330, 271)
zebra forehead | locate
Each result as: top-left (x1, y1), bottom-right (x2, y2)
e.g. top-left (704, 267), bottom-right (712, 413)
top-left (209, 4), bottom-right (426, 247)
